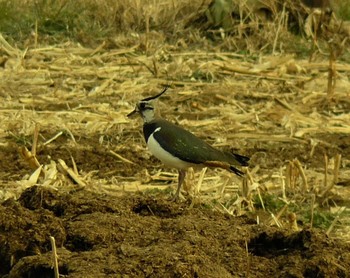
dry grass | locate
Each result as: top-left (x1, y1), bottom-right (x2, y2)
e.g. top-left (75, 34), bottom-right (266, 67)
top-left (1, 0), bottom-right (349, 55)
top-left (0, 0), bottom-right (350, 240)
top-left (0, 0), bottom-right (210, 46)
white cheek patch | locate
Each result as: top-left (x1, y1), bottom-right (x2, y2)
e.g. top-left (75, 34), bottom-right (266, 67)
top-left (141, 106), bottom-right (156, 123)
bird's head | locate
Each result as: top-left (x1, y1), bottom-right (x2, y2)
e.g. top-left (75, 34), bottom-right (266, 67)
top-left (127, 87), bottom-right (168, 122)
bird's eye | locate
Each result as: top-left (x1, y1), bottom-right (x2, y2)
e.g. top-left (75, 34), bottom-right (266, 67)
top-left (139, 101), bottom-right (154, 110)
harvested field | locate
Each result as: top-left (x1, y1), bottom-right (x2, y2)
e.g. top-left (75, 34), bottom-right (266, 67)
top-left (1, 0), bottom-right (350, 277)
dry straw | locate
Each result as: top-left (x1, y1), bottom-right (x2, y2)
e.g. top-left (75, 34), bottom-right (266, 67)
top-left (0, 4), bottom-right (350, 239)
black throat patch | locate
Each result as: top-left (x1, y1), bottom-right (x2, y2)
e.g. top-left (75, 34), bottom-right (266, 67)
top-left (143, 122), bottom-right (159, 142)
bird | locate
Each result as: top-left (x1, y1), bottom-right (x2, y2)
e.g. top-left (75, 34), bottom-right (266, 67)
top-left (127, 87), bottom-right (249, 200)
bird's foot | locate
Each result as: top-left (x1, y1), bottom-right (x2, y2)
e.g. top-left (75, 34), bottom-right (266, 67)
top-left (169, 191), bottom-right (185, 202)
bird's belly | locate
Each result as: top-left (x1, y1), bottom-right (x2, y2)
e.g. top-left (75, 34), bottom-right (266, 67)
top-left (147, 133), bottom-right (195, 169)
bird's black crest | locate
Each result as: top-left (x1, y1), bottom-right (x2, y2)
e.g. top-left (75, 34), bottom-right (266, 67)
top-left (141, 86), bottom-right (169, 102)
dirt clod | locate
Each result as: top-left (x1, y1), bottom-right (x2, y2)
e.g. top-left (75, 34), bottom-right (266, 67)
top-left (1, 185), bottom-right (349, 277)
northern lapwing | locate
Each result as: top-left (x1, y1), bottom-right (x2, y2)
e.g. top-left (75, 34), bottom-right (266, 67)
top-left (127, 87), bottom-right (250, 200)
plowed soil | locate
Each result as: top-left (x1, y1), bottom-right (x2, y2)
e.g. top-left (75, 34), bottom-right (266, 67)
top-left (1, 35), bottom-right (350, 277)
top-left (0, 185), bottom-right (349, 278)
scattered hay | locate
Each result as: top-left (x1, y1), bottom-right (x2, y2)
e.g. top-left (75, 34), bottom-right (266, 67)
top-left (0, 29), bottom-right (350, 240)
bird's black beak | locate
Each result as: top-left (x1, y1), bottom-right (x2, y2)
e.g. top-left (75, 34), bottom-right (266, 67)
top-left (127, 108), bottom-right (138, 118)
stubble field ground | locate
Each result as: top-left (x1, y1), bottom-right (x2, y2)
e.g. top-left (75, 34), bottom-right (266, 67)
top-left (1, 0), bottom-right (350, 277)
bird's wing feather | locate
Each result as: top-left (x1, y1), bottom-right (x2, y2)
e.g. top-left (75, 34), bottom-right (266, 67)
top-left (150, 120), bottom-right (235, 165)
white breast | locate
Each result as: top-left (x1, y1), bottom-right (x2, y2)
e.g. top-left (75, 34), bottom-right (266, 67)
top-left (147, 127), bottom-right (194, 169)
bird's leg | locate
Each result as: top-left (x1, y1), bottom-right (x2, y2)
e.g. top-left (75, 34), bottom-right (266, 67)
top-left (173, 169), bottom-right (186, 201)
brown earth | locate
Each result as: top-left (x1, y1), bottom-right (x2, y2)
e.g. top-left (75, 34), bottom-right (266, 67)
top-left (1, 34), bottom-right (350, 277)
top-left (1, 80), bottom-right (350, 277)
top-left (0, 185), bottom-right (349, 278)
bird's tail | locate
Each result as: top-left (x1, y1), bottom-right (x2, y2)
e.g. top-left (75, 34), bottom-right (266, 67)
top-left (203, 151), bottom-right (250, 177)
top-left (229, 166), bottom-right (244, 176)
top-left (227, 152), bottom-right (250, 177)
top-left (232, 153), bottom-right (250, 166)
